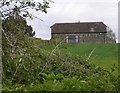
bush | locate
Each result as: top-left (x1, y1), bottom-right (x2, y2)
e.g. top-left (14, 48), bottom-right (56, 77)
top-left (2, 19), bottom-right (118, 91)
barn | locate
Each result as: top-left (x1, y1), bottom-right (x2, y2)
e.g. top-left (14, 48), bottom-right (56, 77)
top-left (50, 22), bottom-right (116, 43)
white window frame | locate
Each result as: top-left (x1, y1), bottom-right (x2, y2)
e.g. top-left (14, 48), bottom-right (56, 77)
top-left (66, 36), bottom-right (68, 43)
top-left (66, 34), bottom-right (79, 43)
top-left (76, 35), bottom-right (78, 43)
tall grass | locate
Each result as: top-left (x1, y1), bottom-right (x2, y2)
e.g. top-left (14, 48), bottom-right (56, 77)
top-left (42, 43), bottom-right (118, 76)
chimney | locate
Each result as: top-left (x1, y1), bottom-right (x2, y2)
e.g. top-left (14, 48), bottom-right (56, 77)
top-left (78, 21), bottom-right (80, 23)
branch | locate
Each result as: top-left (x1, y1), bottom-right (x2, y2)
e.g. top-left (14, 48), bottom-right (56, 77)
top-left (50, 38), bottom-right (65, 56)
top-left (86, 48), bottom-right (96, 61)
top-left (28, 13), bottom-right (44, 21)
top-left (2, 30), bottom-right (15, 47)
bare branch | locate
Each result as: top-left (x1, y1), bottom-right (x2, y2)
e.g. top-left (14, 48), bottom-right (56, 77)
top-left (86, 48), bottom-right (96, 61)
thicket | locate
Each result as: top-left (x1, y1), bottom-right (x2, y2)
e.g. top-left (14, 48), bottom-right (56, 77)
top-left (2, 19), bottom-right (119, 91)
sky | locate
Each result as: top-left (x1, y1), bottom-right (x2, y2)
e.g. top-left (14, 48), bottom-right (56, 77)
top-left (27, 0), bottom-right (119, 42)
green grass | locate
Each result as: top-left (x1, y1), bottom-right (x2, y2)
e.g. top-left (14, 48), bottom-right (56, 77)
top-left (43, 43), bottom-right (118, 76)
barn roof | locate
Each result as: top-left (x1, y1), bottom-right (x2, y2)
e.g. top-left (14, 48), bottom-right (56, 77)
top-left (51, 22), bottom-right (107, 34)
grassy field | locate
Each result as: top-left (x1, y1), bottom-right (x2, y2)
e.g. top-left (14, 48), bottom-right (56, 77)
top-left (43, 43), bottom-right (118, 76)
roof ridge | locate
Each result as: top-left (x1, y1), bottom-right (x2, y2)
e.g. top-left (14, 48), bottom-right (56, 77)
top-left (55, 22), bottom-right (103, 24)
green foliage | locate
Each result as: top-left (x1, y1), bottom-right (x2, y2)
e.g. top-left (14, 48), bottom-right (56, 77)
top-left (2, 28), bottom-right (119, 91)
top-left (107, 26), bottom-right (116, 41)
top-left (25, 25), bottom-right (35, 37)
top-left (2, 16), bottom-right (35, 37)
top-left (0, 0), bottom-right (51, 19)
top-left (2, 73), bottom-right (119, 91)
top-left (43, 43), bottom-right (118, 73)
top-left (2, 36), bottom-right (119, 91)
top-left (1, 12), bottom-right (119, 91)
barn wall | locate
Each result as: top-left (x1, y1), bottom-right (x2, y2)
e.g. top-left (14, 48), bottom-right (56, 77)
top-left (52, 34), bottom-right (66, 43)
top-left (78, 33), bottom-right (105, 43)
top-left (52, 33), bottom-right (115, 44)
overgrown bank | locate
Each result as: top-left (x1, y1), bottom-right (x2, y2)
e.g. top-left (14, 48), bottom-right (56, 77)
top-left (40, 42), bottom-right (118, 76)
top-left (2, 36), bottom-right (119, 91)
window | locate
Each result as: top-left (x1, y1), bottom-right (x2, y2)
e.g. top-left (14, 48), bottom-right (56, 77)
top-left (67, 35), bottom-right (78, 43)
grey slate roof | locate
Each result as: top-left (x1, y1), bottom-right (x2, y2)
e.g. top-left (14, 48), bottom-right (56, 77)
top-left (51, 22), bottom-right (107, 34)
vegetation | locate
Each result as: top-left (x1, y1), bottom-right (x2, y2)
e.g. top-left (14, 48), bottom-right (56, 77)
top-left (106, 26), bottom-right (116, 40)
top-left (2, 16), bottom-right (35, 37)
top-left (1, 0), bottom-right (119, 92)
top-left (0, 0), bottom-right (50, 19)
top-left (42, 43), bottom-right (118, 70)
top-left (2, 35), bottom-right (119, 91)
top-left (33, 39), bottom-right (119, 76)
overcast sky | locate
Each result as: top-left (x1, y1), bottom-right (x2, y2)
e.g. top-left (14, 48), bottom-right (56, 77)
top-left (27, 0), bottom-right (119, 42)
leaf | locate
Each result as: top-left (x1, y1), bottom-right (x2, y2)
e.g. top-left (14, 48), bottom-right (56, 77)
top-left (6, 2), bottom-right (10, 6)
top-left (23, 14), bottom-right (27, 17)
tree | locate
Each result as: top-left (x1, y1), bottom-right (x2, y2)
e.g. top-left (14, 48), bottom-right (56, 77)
top-left (0, 0), bottom-right (52, 36)
top-left (0, 0), bottom-right (51, 19)
top-left (2, 16), bottom-right (35, 37)
top-left (1, 0), bottom-right (51, 82)
top-left (106, 26), bottom-right (116, 40)
top-left (25, 25), bottom-right (35, 37)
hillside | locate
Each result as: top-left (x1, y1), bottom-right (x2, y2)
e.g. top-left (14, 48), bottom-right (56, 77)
top-left (59, 44), bottom-right (118, 69)
top-left (2, 37), bottom-right (119, 91)
top-left (41, 42), bottom-right (118, 75)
